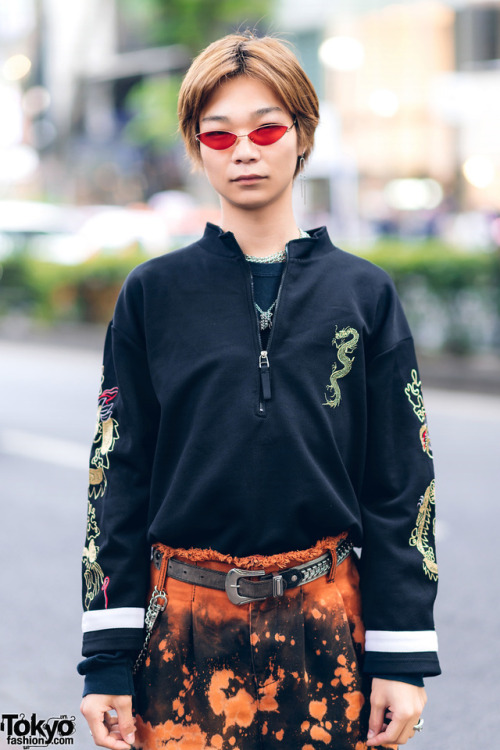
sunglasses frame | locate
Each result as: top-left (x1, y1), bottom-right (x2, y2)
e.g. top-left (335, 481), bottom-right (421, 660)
top-left (195, 119), bottom-right (296, 151)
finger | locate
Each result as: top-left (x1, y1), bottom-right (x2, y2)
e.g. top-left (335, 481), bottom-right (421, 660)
top-left (394, 711), bottom-right (426, 746)
top-left (104, 713), bottom-right (130, 732)
top-left (103, 712), bottom-right (119, 727)
top-left (367, 710), bottom-right (409, 747)
top-left (115, 697), bottom-right (136, 747)
top-left (395, 718), bottom-right (418, 745)
top-left (367, 714), bottom-right (419, 747)
top-left (366, 702), bottom-right (387, 744)
top-left (88, 716), bottom-right (134, 750)
top-left (84, 708), bottom-right (134, 750)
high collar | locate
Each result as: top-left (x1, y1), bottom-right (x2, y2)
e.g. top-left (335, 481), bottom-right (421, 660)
top-left (198, 222), bottom-right (335, 261)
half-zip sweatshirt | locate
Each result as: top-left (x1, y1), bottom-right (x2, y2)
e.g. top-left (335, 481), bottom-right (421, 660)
top-left (81, 223), bottom-right (440, 677)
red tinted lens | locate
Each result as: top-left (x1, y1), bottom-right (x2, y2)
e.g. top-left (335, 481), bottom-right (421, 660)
top-left (197, 131), bottom-right (237, 150)
top-left (248, 125), bottom-right (289, 145)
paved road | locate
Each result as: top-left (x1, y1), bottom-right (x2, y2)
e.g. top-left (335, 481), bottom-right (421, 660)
top-left (0, 339), bottom-right (499, 750)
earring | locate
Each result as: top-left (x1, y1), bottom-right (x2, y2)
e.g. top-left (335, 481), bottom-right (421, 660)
top-left (299, 154), bottom-right (306, 204)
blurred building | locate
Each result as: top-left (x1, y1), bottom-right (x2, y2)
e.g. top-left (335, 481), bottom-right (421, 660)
top-left (2, 0), bottom-right (500, 229)
top-left (433, 2), bottom-right (500, 210)
top-left (0, 0), bottom-right (191, 204)
top-left (277, 0), bottom-right (500, 239)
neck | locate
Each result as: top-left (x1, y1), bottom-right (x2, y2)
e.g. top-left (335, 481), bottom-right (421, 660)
top-left (220, 201), bottom-right (299, 258)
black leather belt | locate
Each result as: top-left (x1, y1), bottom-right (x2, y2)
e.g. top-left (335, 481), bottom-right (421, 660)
top-left (152, 537), bottom-right (353, 605)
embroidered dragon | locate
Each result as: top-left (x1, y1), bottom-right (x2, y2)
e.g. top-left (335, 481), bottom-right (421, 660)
top-left (409, 479), bottom-right (438, 581)
top-left (404, 369), bottom-right (433, 458)
top-left (323, 326), bottom-right (359, 408)
top-left (82, 501), bottom-right (105, 609)
top-left (89, 378), bottom-right (120, 499)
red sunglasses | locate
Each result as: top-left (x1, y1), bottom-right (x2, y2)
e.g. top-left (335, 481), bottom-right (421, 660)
top-left (195, 120), bottom-right (296, 151)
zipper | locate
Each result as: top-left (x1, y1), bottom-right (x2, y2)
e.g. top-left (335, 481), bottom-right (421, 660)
top-left (246, 247), bottom-right (290, 416)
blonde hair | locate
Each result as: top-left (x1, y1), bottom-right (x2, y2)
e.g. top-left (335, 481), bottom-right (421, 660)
top-left (178, 32), bottom-right (319, 177)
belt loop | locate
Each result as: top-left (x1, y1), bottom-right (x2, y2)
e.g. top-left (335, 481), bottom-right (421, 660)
top-left (327, 545), bottom-right (338, 584)
top-left (154, 545), bottom-right (174, 591)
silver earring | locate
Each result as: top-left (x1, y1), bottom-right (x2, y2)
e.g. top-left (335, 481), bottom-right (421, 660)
top-left (299, 154), bottom-right (306, 203)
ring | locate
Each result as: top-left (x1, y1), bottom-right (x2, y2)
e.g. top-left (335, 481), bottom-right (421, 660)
top-left (413, 718), bottom-right (424, 732)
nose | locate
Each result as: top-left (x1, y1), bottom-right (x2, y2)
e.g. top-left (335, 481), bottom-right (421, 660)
top-left (231, 133), bottom-right (259, 162)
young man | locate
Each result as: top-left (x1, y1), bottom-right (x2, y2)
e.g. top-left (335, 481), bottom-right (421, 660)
top-left (79, 33), bottom-right (439, 750)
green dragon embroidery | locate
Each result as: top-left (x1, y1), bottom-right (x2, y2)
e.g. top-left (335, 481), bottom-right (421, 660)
top-left (323, 326), bottom-right (359, 408)
top-left (409, 479), bottom-right (438, 582)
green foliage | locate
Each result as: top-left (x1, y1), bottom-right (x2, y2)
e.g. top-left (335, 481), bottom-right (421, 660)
top-left (2, 240), bottom-right (499, 352)
top-left (123, 75), bottom-right (183, 149)
top-left (354, 240), bottom-right (500, 354)
top-left (120, 0), bottom-right (274, 53)
top-left (357, 239), bottom-right (500, 294)
top-left (120, 0), bottom-right (274, 153)
top-left (0, 250), bottom-right (146, 322)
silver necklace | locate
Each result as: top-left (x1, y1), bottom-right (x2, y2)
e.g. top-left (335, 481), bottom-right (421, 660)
top-left (248, 229), bottom-right (310, 329)
top-left (255, 301), bottom-right (277, 330)
top-left (244, 228), bottom-right (309, 264)
top-left (246, 247), bottom-right (287, 263)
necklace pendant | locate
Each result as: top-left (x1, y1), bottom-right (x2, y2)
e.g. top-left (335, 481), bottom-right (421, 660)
top-left (260, 311), bottom-right (273, 330)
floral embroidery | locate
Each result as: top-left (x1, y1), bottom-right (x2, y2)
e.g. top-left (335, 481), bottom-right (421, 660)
top-left (82, 501), bottom-right (105, 609)
top-left (404, 369), bottom-right (433, 458)
top-left (89, 372), bottom-right (120, 499)
top-left (323, 327), bottom-right (359, 408)
top-left (409, 480), bottom-right (438, 581)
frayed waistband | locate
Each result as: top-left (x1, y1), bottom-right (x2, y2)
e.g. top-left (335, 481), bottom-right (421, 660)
top-left (152, 532), bottom-right (349, 571)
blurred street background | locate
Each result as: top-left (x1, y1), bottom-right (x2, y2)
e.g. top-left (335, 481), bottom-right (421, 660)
top-left (0, 0), bottom-right (499, 748)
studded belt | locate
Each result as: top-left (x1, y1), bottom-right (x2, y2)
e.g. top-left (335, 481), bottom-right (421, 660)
top-left (151, 536), bottom-right (353, 606)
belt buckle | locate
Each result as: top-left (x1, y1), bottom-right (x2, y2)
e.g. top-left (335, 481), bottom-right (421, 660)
top-left (225, 567), bottom-right (266, 605)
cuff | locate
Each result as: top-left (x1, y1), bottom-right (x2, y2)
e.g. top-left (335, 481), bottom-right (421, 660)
top-left (375, 674), bottom-right (425, 688)
top-left (363, 629), bottom-right (440, 677)
top-left (78, 654), bottom-right (135, 698)
top-left (82, 628), bottom-right (145, 656)
top-left (363, 650), bottom-right (441, 677)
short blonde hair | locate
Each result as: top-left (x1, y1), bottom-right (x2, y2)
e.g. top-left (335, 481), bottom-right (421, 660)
top-left (178, 33), bottom-right (319, 177)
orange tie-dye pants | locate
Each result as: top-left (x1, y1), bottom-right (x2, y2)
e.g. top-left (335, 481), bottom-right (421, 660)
top-left (132, 537), bottom-right (396, 750)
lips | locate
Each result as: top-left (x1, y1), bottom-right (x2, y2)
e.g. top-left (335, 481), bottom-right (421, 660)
top-left (232, 174), bottom-right (266, 182)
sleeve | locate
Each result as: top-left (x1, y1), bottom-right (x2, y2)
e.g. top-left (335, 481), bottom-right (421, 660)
top-left (81, 276), bottom-right (160, 656)
top-left (376, 675), bottom-right (424, 688)
top-left (77, 652), bottom-right (136, 697)
top-left (359, 285), bottom-right (440, 678)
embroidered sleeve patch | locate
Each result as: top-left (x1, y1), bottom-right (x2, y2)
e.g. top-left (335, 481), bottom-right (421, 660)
top-left (84, 371), bottom-right (119, 608)
top-left (409, 479), bottom-right (438, 582)
top-left (82, 501), bottom-right (105, 610)
top-left (404, 369), bottom-right (433, 458)
top-left (89, 373), bottom-right (120, 499)
top-left (323, 326), bottom-right (359, 408)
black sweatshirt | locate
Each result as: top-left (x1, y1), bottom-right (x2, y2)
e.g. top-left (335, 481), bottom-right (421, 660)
top-left (81, 223), bottom-right (440, 680)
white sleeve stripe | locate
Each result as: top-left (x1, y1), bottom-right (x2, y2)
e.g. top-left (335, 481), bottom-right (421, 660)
top-left (82, 608), bottom-right (145, 633)
top-left (365, 630), bottom-right (438, 653)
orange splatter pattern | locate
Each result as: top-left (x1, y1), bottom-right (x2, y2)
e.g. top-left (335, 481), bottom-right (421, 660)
top-left (208, 670), bottom-right (257, 731)
top-left (309, 700), bottom-right (327, 721)
top-left (133, 550), bottom-right (394, 749)
top-left (344, 692), bottom-right (365, 722)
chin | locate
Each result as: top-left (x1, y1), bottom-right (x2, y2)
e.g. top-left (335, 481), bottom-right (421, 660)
top-left (227, 189), bottom-right (290, 213)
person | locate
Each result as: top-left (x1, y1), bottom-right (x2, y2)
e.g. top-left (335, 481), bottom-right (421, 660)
top-left (79, 32), bottom-right (440, 750)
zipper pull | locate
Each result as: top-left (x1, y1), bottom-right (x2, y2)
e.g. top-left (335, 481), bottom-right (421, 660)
top-left (259, 351), bottom-right (272, 401)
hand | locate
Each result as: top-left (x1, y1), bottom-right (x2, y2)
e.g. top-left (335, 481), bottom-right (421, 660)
top-left (366, 678), bottom-right (426, 747)
top-left (80, 694), bottom-right (136, 749)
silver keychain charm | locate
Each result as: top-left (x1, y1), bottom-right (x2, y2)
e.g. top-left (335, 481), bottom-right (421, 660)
top-left (132, 586), bottom-right (167, 675)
